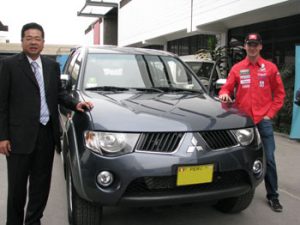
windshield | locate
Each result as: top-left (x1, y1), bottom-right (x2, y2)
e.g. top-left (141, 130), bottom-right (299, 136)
top-left (83, 53), bottom-right (203, 91)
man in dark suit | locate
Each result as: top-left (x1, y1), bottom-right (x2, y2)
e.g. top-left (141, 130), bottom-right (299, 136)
top-left (0, 22), bottom-right (93, 225)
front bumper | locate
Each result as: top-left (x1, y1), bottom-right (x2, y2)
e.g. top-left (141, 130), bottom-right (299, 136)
top-left (69, 132), bottom-right (264, 206)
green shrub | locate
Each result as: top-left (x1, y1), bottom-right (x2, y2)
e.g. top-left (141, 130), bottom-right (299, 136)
top-left (273, 65), bottom-right (295, 134)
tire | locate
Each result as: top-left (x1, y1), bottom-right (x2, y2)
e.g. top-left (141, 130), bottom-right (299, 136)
top-left (66, 168), bottom-right (103, 225)
top-left (214, 190), bottom-right (255, 213)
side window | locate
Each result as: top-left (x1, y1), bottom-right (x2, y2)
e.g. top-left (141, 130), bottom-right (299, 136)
top-left (145, 56), bottom-right (169, 87)
top-left (162, 57), bottom-right (202, 90)
top-left (163, 57), bottom-right (193, 86)
top-left (64, 50), bottom-right (83, 87)
top-left (66, 52), bottom-right (78, 75)
top-left (145, 55), bottom-right (201, 90)
top-left (166, 60), bottom-right (188, 84)
top-left (71, 61), bottom-right (80, 82)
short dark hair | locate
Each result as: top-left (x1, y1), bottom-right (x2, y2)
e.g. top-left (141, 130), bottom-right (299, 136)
top-left (21, 22), bottom-right (44, 39)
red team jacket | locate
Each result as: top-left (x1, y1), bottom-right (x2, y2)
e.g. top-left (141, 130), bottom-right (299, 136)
top-left (219, 56), bottom-right (286, 124)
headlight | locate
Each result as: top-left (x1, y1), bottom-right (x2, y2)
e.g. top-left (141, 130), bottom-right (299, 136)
top-left (84, 131), bottom-right (140, 155)
top-left (233, 128), bottom-right (254, 146)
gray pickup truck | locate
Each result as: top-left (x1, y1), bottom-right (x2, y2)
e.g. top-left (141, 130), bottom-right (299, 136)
top-left (59, 46), bottom-right (265, 225)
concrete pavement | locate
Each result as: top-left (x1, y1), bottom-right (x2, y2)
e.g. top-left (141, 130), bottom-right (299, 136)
top-left (0, 133), bottom-right (299, 225)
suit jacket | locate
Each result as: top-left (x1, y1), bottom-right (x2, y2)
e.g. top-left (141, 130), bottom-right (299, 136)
top-left (0, 52), bottom-right (78, 154)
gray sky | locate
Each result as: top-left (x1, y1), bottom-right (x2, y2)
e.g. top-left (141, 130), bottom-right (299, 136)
top-left (0, 0), bottom-right (96, 44)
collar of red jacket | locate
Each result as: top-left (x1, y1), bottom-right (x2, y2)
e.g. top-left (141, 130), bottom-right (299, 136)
top-left (244, 56), bottom-right (264, 67)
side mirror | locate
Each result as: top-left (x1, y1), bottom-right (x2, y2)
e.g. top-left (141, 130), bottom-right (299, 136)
top-left (60, 74), bottom-right (72, 91)
top-left (215, 78), bottom-right (227, 90)
top-left (210, 78), bottom-right (227, 97)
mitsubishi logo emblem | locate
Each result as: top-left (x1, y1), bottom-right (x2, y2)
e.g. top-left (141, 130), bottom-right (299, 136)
top-left (187, 136), bottom-right (203, 153)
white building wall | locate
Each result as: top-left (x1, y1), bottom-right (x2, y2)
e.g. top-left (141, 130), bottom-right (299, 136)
top-left (119, 0), bottom-right (191, 46)
top-left (192, 0), bottom-right (288, 31)
top-left (118, 0), bottom-right (289, 47)
top-left (0, 31), bottom-right (8, 43)
top-left (100, 22), bottom-right (104, 45)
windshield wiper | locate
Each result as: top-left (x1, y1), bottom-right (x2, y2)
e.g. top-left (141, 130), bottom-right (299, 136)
top-left (131, 87), bottom-right (164, 93)
top-left (85, 86), bottom-right (203, 94)
top-left (85, 86), bottom-right (129, 91)
top-left (154, 87), bottom-right (203, 94)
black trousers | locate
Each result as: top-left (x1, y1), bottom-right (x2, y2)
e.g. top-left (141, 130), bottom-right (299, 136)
top-left (6, 122), bottom-right (55, 225)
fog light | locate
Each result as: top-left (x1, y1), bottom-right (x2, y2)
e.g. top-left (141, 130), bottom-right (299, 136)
top-left (252, 160), bottom-right (263, 177)
top-left (97, 171), bottom-right (114, 187)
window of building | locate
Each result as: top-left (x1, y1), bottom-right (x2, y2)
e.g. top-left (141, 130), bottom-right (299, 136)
top-left (228, 14), bottom-right (300, 69)
top-left (167, 34), bottom-right (217, 56)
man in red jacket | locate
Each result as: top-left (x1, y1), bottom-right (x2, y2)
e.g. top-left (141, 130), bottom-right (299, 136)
top-left (219, 33), bottom-right (285, 212)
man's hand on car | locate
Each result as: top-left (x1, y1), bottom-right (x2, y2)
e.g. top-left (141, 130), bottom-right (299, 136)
top-left (219, 94), bottom-right (233, 103)
top-left (76, 101), bottom-right (94, 112)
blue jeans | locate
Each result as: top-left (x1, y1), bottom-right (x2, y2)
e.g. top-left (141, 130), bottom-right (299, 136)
top-left (257, 119), bottom-right (279, 200)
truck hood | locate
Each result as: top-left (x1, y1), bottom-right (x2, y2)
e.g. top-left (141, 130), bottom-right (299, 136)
top-left (81, 91), bottom-right (253, 132)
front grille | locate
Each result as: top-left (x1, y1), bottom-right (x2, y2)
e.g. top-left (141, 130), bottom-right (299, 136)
top-left (199, 130), bottom-right (238, 149)
top-left (124, 170), bottom-right (249, 196)
top-left (136, 132), bottom-right (184, 153)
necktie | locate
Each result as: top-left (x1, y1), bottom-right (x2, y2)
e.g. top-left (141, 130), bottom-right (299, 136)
top-left (31, 61), bottom-right (50, 125)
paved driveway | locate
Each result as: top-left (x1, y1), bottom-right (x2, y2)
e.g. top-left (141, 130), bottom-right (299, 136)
top-left (0, 133), bottom-right (299, 225)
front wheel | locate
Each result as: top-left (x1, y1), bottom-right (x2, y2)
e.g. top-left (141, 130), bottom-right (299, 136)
top-left (214, 189), bottom-right (255, 213)
top-left (66, 168), bottom-right (102, 225)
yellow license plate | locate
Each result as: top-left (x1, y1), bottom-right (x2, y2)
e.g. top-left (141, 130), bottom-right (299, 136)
top-left (176, 164), bottom-right (214, 186)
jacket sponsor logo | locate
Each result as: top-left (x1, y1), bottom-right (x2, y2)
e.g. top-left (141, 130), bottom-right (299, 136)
top-left (258, 73), bottom-right (266, 77)
top-left (240, 75), bottom-right (250, 79)
top-left (259, 80), bottom-right (264, 88)
top-left (239, 69), bottom-right (250, 75)
top-left (240, 79), bottom-right (250, 84)
top-left (259, 63), bottom-right (266, 72)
